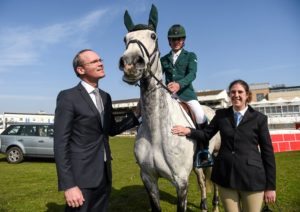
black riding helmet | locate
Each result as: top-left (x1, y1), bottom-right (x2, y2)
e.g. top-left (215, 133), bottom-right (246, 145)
top-left (167, 24), bottom-right (186, 38)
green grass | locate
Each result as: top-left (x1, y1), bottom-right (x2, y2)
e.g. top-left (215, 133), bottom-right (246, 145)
top-left (0, 137), bottom-right (299, 212)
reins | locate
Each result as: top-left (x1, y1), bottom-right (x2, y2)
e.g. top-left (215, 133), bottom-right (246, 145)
top-left (146, 66), bottom-right (172, 94)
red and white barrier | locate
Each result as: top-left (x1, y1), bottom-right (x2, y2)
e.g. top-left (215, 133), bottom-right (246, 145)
top-left (270, 130), bottom-right (300, 152)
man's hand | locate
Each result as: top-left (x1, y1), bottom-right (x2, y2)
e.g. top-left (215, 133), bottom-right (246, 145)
top-left (264, 190), bottom-right (276, 204)
top-left (167, 82), bottom-right (180, 94)
top-left (64, 186), bottom-right (85, 208)
top-left (133, 99), bottom-right (142, 118)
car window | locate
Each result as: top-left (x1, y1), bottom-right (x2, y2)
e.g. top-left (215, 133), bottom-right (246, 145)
top-left (37, 125), bottom-right (54, 137)
top-left (20, 125), bottom-right (38, 136)
top-left (39, 126), bottom-right (47, 136)
top-left (4, 125), bottom-right (22, 135)
top-left (47, 125), bottom-right (54, 137)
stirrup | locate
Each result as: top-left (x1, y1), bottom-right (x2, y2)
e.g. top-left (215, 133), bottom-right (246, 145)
top-left (194, 149), bottom-right (214, 168)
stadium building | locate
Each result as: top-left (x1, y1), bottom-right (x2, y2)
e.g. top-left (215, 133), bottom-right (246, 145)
top-left (1, 83), bottom-right (300, 133)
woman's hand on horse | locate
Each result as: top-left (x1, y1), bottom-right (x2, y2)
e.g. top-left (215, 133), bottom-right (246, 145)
top-left (171, 125), bottom-right (191, 136)
top-left (167, 82), bottom-right (180, 94)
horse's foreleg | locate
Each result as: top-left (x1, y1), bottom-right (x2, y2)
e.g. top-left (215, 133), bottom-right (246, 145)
top-left (175, 178), bottom-right (188, 212)
top-left (141, 171), bottom-right (161, 212)
top-left (193, 168), bottom-right (208, 211)
top-left (212, 183), bottom-right (219, 212)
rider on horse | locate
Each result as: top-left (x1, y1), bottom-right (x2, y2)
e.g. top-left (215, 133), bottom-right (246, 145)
top-left (161, 24), bottom-right (213, 167)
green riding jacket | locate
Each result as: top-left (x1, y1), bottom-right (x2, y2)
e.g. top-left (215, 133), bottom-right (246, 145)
top-left (161, 49), bottom-right (198, 101)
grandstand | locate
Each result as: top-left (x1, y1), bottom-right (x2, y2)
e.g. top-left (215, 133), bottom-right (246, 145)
top-left (1, 83), bottom-right (299, 133)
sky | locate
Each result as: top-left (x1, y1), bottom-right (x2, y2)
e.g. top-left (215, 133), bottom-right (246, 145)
top-left (0, 0), bottom-right (299, 114)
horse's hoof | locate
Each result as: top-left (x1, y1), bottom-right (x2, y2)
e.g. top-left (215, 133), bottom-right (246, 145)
top-left (200, 199), bottom-right (208, 210)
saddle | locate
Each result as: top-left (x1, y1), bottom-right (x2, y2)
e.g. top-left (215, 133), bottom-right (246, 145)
top-left (179, 101), bottom-right (214, 168)
top-left (178, 102), bottom-right (197, 126)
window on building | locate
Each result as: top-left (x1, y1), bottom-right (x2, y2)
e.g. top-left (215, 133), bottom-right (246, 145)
top-left (282, 106), bottom-right (287, 113)
top-left (276, 106), bottom-right (282, 113)
top-left (256, 107), bottom-right (265, 114)
top-left (288, 105), bottom-right (294, 113)
top-left (256, 93), bottom-right (265, 101)
top-left (271, 107), bottom-right (276, 113)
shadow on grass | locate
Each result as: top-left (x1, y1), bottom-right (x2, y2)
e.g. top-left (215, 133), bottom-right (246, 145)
top-left (25, 157), bottom-right (55, 163)
top-left (45, 202), bottom-right (65, 212)
top-left (0, 156), bottom-right (55, 164)
top-left (110, 185), bottom-right (199, 211)
top-left (0, 156), bottom-right (7, 162)
top-left (44, 185), bottom-right (199, 212)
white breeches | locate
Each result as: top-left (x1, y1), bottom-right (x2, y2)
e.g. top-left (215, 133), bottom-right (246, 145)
top-left (186, 100), bottom-right (206, 124)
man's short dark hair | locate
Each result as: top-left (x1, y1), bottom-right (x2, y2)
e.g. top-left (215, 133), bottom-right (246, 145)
top-left (72, 49), bottom-right (93, 77)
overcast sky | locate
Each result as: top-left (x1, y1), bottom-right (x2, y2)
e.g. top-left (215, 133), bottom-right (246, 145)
top-left (0, 0), bottom-right (299, 114)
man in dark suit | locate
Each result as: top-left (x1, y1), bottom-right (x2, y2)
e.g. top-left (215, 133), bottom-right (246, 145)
top-left (172, 79), bottom-right (276, 211)
top-left (54, 49), bottom-right (139, 212)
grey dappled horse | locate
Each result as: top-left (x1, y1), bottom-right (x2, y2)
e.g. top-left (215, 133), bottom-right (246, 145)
top-left (119, 5), bottom-right (220, 212)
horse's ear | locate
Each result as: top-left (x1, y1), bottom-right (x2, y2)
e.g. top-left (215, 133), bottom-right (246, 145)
top-left (148, 4), bottom-right (158, 31)
top-left (124, 10), bottom-right (134, 32)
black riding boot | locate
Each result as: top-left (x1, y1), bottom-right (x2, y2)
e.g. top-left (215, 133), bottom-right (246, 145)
top-left (196, 121), bottom-right (209, 165)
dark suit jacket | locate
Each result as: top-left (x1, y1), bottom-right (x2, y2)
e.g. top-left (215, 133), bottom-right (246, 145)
top-left (161, 49), bottom-right (198, 101)
top-left (54, 83), bottom-right (139, 191)
top-left (189, 106), bottom-right (276, 191)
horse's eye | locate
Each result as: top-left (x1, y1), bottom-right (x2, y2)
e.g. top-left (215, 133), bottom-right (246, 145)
top-left (151, 33), bottom-right (156, 40)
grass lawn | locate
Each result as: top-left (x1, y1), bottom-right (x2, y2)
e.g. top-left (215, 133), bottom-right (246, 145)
top-left (0, 136), bottom-right (299, 212)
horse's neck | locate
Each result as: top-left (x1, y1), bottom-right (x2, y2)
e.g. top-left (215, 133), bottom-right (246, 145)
top-left (140, 65), bottom-right (169, 126)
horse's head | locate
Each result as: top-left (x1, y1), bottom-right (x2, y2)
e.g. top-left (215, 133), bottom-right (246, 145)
top-left (119, 4), bottom-right (159, 85)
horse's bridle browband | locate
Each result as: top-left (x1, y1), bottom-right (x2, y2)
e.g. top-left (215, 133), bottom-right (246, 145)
top-left (126, 38), bottom-right (172, 94)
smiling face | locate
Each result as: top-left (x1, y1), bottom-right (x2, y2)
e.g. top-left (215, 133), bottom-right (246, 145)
top-left (168, 37), bottom-right (185, 52)
top-left (229, 82), bottom-right (250, 111)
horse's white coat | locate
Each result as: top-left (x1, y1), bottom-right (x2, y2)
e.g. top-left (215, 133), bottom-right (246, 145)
top-left (120, 24), bottom-right (220, 212)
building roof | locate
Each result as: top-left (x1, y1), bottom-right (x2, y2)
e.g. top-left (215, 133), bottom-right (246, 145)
top-left (249, 83), bottom-right (270, 90)
top-left (113, 98), bottom-right (139, 104)
top-left (196, 89), bottom-right (224, 96)
top-left (3, 112), bottom-right (54, 116)
top-left (251, 97), bottom-right (300, 106)
top-left (270, 85), bottom-right (300, 92)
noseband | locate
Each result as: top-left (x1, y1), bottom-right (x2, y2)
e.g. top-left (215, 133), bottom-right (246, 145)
top-left (126, 38), bottom-right (158, 68)
top-left (126, 37), bottom-right (172, 94)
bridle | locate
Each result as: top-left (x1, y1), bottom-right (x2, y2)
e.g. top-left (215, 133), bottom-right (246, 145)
top-left (125, 36), bottom-right (172, 94)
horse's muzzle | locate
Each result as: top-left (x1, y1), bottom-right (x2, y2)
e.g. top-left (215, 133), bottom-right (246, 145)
top-left (119, 55), bottom-right (145, 85)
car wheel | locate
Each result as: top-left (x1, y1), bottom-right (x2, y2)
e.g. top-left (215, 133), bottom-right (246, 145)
top-left (6, 147), bottom-right (24, 163)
